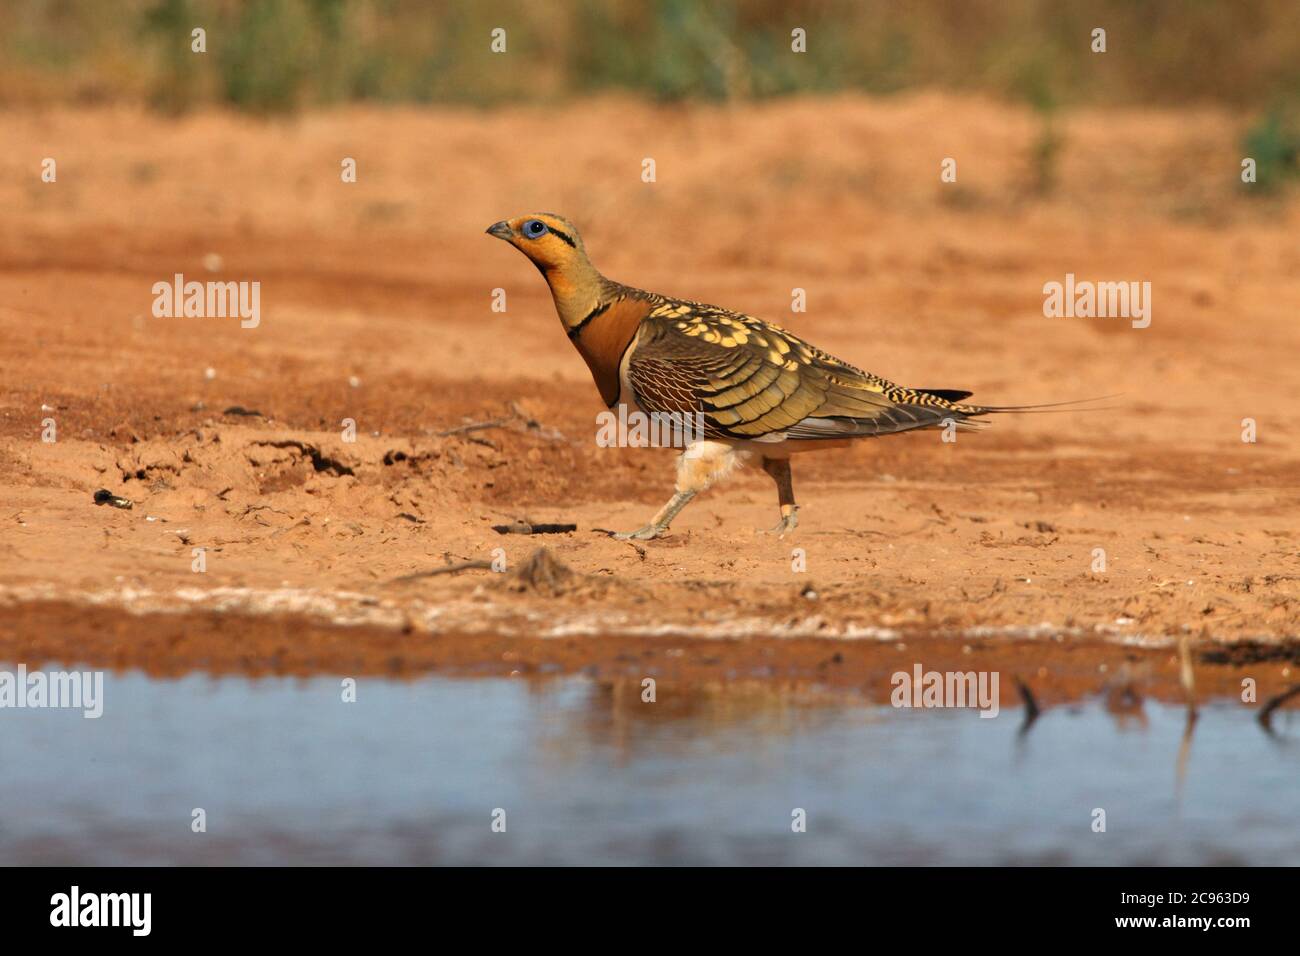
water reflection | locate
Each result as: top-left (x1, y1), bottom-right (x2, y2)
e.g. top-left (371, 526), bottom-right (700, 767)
top-left (0, 671), bottom-right (1296, 865)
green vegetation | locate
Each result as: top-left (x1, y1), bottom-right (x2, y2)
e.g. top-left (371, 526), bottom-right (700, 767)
top-left (2, 0), bottom-right (1299, 114)
top-left (1242, 109), bottom-right (1300, 193)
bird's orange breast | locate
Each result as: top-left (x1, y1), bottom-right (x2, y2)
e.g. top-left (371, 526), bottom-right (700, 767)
top-left (571, 297), bottom-right (650, 406)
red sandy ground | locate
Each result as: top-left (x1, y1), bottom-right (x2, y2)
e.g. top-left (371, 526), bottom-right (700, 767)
top-left (1, 94), bottom-right (1298, 694)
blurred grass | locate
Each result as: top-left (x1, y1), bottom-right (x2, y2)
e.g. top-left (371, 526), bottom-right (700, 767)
top-left (1242, 109), bottom-right (1300, 193)
top-left (2, 0), bottom-right (1300, 114)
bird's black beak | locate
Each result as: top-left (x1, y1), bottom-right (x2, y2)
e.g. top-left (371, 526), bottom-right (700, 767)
top-left (486, 220), bottom-right (513, 240)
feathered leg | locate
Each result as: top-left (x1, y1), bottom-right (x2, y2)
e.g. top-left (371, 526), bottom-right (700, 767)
top-left (613, 441), bottom-right (748, 540)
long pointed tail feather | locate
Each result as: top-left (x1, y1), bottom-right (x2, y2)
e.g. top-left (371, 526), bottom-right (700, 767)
top-left (955, 393), bottom-right (1122, 416)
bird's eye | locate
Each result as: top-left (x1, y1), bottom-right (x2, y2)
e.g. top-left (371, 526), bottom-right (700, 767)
top-left (522, 219), bottom-right (548, 239)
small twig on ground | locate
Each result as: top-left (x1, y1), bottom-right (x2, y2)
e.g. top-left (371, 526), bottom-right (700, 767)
top-left (962, 578), bottom-right (1005, 603)
top-left (510, 402), bottom-right (568, 441)
top-left (436, 403), bottom-right (569, 442)
top-left (387, 560), bottom-right (494, 584)
top-left (493, 522), bottom-right (578, 535)
top-left (436, 418), bottom-right (511, 437)
top-left (240, 503), bottom-right (294, 519)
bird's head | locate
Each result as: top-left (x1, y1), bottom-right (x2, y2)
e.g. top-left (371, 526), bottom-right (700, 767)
top-left (485, 213), bottom-right (589, 276)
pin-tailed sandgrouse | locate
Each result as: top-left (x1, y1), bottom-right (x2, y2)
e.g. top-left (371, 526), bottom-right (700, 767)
top-left (488, 213), bottom-right (1037, 541)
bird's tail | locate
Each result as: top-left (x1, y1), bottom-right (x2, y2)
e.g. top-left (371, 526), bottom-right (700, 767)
top-left (784, 387), bottom-right (1117, 440)
top-left (948, 394), bottom-right (1121, 417)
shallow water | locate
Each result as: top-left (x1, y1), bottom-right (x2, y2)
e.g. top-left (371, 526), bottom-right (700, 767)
top-left (0, 671), bottom-right (1296, 865)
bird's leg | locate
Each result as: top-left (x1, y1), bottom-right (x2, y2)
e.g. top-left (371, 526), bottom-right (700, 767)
top-left (613, 489), bottom-right (696, 540)
top-left (613, 441), bottom-right (746, 540)
top-left (760, 456), bottom-right (798, 535)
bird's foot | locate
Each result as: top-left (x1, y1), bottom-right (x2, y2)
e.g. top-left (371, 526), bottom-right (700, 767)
top-left (760, 509), bottom-right (799, 537)
top-left (612, 524), bottom-right (664, 541)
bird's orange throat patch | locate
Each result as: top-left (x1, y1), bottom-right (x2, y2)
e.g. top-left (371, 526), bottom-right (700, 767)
top-left (544, 268), bottom-right (579, 302)
top-left (569, 297), bottom-right (649, 406)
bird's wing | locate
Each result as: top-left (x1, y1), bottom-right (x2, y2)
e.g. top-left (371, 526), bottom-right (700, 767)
top-left (626, 300), bottom-right (982, 442)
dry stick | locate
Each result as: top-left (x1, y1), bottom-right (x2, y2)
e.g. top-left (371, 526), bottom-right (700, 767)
top-left (388, 560), bottom-right (494, 584)
top-left (436, 418), bottom-right (511, 437)
top-left (440, 403), bottom-right (566, 443)
top-left (493, 522), bottom-right (578, 535)
top-left (1258, 683), bottom-right (1300, 733)
top-left (507, 400), bottom-right (561, 436)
